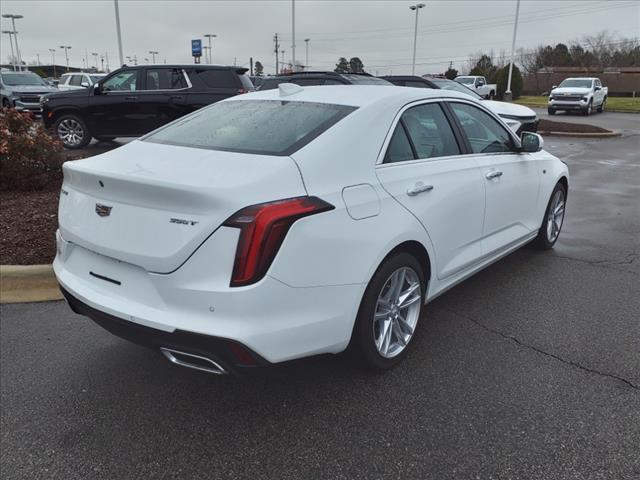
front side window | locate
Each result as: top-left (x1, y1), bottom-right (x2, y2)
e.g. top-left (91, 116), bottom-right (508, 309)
top-left (450, 102), bottom-right (514, 154)
top-left (144, 100), bottom-right (357, 156)
top-left (145, 68), bottom-right (187, 90)
top-left (102, 71), bottom-right (138, 91)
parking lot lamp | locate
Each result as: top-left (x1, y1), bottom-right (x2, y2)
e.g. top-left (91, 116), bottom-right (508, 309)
top-left (291, 0), bottom-right (296, 71)
top-left (60, 45), bottom-right (71, 72)
top-left (2, 14), bottom-right (23, 70)
top-left (204, 34), bottom-right (216, 63)
top-left (504, 0), bottom-right (521, 101)
top-left (409, 3), bottom-right (425, 76)
top-left (148, 50), bottom-right (158, 64)
top-left (92, 52), bottom-right (98, 69)
top-left (49, 48), bottom-right (56, 77)
top-left (304, 38), bottom-right (310, 68)
top-left (2, 31), bottom-right (17, 71)
top-left (113, 0), bottom-right (124, 67)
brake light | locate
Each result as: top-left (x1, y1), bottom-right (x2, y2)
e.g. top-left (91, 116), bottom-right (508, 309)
top-left (237, 88), bottom-right (248, 94)
top-left (223, 196), bottom-right (334, 287)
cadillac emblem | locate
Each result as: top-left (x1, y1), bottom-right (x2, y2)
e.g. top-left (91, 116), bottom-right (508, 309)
top-left (95, 203), bottom-right (113, 217)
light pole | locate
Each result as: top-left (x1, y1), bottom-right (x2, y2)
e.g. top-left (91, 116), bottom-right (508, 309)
top-left (203, 46), bottom-right (210, 64)
top-left (204, 34), bottom-right (216, 63)
top-left (409, 3), bottom-right (425, 76)
top-left (291, 0), bottom-right (296, 71)
top-left (2, 31), bottom-right (16, 70)
top-left (60, 45), bottom-right (71, 72)
top-left (100, 55), bottom-right (104, 71)
top-left (304, 38), bottom-right (310, 68)
top-left (2, 14), bottom-right (24, 70)
top-left (113, 0), bottom-right (124, 67)
top-left (505, 0), bottom-right (521, 101)
top-left (148, 50), bottom-right (158, 63)
top-left (92, 52), bottom-right (98, 69)
top-left (49, 48), bottom-right (56, 77)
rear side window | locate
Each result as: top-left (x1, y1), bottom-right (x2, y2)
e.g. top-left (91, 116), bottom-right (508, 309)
top-left (402, 103), bottom-right (461, 159)
top-left (197, 69), bottom-right (238, 88)
top-left (449, 102), bottom-right (513, 154)
top-left (384, 125), bottom-right (414, 163)
top-left (144, 100), bottom-right (357, 156)
top-left (145, 68), bottom-right (187, 90)
top-left (69, 75), bottom-right (83, 86)
top-left (238, 74), bottom-right (254, 90)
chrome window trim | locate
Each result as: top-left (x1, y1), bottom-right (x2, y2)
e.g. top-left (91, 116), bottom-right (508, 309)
top-left (102, 68), bottom-right (191, 93)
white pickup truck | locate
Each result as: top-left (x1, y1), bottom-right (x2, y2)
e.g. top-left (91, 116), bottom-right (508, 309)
top-left (455, 75), bottom-right (497, 99)
top-left (548, 77), bottom-right (607, 116)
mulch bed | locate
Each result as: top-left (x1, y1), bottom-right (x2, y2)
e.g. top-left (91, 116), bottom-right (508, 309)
top-left (538, 119), bottom-right (610, 134)
top-left (1, 183), bottom-right (61, 265)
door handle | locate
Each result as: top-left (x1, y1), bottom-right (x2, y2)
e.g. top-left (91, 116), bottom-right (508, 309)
top-left (170, 95), bottom-right (184, 100)
top-left (485, 170), bottom-right (503, 180)
top-left (407, 183), bottom-right (434, 196)
top-left (125, 96), bottom-right (137, 100)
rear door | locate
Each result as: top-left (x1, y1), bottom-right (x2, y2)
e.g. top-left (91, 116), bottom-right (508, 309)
top-left (447, 101), bottom-right (540, 255)
top-left (137, 67), bottom-right (190, 133)
top-left (375, 101), bottom-right (486, 279)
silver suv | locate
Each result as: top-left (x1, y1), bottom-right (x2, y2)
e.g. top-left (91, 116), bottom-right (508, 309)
top-left (0, 71), bottom-right (58, 114)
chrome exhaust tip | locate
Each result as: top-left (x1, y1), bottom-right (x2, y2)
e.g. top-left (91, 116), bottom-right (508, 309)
top-left (159, 347), bottom-right (227, 375)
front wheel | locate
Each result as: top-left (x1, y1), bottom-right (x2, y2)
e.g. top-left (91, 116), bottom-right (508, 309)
top-left (55, 114), bottom-right (91, 149)
top-left (535, 183), bottom-right (566, 250)
top-left (350, 252), bottom-right (425, 370)
top-left (582, 100), bottom-right (593, 116)
top-left (547, 107), bottom-right (556, 115)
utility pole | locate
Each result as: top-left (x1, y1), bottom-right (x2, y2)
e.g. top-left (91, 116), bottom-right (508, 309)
top-left (291, 0), bottom-right (296, 71)
top-left (204, 34), bottom-right (216, 63)
top-left (113, 0), bottom-right (124, 67)
top-left (505, 0), bottom-right (521, 101)
top-left (36, 53), bottom-right (40, 65)
top-left (274, 33), bottom-right (280, 74)
top-left (304, 38), bottom-right (310, 68)
top-left (250, 57), bottom-right (253, 76)
top-left (2, 31), bottom-right (16, 70)
top-left (49, 48), bottom-right (56, 77)
top-left (409, 3), bottom-right (425, 76)
top-left (2, 15), bottom-right (24, 70)
top-left (92, 52), bottom-right (98, 69)
top-left (60, 45), bottom-right (71, 72)
top-left (105, 51), bottom-right (110, 71)
top-left (100, 55), bottom-right (104, 71)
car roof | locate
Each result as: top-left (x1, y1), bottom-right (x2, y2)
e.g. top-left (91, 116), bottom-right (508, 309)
top-left (116, 64), bottom-right (248, 73)
top-left (232, 84), bottom-right (477, 108)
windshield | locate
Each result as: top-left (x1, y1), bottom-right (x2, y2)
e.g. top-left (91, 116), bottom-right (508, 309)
top-left (429, 78), bottom-right (483, 99)
top-left (144, 100), bottom-right (357, 156)
top-left (456, 77), bottom-right (475, 85)
top-left (558, 79), bottom-right (593, 88)
top-left (89, 75), bottom-right (104, 83)
top-left (1, 73), bottom-right (47, 86)
top-left (341, 74), bottom-right (392, 85)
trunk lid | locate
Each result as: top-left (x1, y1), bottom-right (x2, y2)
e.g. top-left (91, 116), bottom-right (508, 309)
top-left (59, 140), bottom-right (307, 273)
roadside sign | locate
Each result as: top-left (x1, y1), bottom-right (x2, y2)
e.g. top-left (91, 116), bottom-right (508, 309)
top-left (191, 39), bottom-right (202, 57)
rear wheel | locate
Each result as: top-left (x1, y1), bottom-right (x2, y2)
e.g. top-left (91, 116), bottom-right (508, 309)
top-left (597, 97), bottom-right (606, 113)
top-left (55, 114), bottom-right (91, 149)
top-left (535, 183), bottom-right (566, 250)
top-left (488, 91), bottom-right (495, 100)
top-left (547, 107), bottom-right (556, 115)
top-left (350, 252), bottom-right (425, 370)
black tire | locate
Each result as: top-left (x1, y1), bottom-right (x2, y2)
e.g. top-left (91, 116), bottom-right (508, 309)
top-left (54, 114), bottom-right (91, 149)
top-left (535, 182), bottom-right (567, 250)
top-left (547, 107), bottom-right (556, 115)
top-left (95, 136), bottom-right (116, 142)
top-left (489, 91), bottom-right (495, 100)
top-left (597, 97), bottom-right (606, 113)
top-left (582, 100), bottom-right (593, 116)
top-left (1, 97), bottom-right (10, 108)
top-left (349, 252), bottom-right (425, 371)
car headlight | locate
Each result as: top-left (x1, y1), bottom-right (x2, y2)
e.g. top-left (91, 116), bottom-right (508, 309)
top-left (582, 96), bottom-right (588, 101)
top-left (40, 96), bottom-right (50, 104)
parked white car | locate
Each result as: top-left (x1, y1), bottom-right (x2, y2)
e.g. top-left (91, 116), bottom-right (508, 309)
top-left (548, 77), bottom-right (607, 116)
top-left (455, 75), bottom-right (497, 99)
top-left (55, 85), bottom-right (568, 374)
top-left (57, 72), bottom-right (106, 91)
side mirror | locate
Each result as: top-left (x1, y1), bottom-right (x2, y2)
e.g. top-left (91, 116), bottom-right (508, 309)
top-left (551, 85), bottom-right (557, 90)
top-left (81, 81), bottom-right (90, 88)
top-left (93, 83), bottom-right (102, 95)
top-left (477, 81), bottom-right (485, 87)
top-left (594, 86), bottom-right (601, 91)
top-left (520, 132), bottom-right (544, 153)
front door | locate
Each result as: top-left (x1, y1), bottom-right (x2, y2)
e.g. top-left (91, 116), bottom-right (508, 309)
top-left (375, 101), bottom-right (486, 280)
top-left (448, 101), bottom-right (540, 256)
top-left (87, 69), bottom-right (143, 136)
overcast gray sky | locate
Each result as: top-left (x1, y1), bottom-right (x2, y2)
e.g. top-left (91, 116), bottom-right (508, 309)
top-left (1, 0), bottom-right (638, 75)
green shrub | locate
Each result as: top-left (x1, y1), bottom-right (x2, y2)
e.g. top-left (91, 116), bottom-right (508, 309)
top-left (0, 108), bottom-right (65, 191)
top-left (495, 64), bottom-right (523, 100)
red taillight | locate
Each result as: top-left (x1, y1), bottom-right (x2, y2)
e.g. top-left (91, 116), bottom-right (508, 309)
top-left (237, 88), bottom-right (248, 94)
top-left (223, 196), bottom-right (334, 287)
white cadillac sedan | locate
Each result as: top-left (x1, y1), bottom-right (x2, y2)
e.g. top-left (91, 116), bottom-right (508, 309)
top-left (54, 84), bottom-right (568, 374)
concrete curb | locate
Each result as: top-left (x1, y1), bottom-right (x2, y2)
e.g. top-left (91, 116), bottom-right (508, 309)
top-left (539, 130), bottom-right (620, 138)
top-left (0, 265), bottom-right (62, 304)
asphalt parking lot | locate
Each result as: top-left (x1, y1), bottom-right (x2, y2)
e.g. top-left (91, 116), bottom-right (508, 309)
top-left (2, 120), bottom-right (639, 479)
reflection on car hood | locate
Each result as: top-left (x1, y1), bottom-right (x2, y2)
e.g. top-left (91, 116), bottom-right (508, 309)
top-left (483, 100), bottom-right (536, 119)
top-left (6, 85), bottom-right (58, 93)
top-left (551, 87), bottom-right (591, 95)
top-left (43, 88), bottom-right (90, 100)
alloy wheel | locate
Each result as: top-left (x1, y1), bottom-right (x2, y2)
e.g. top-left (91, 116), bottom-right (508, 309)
top-left (57, 118), bottom-right (85, 147)
top-left (546, 190), bottom-right (565, 243)
top-left (373, 266), bottom-right (421, 358)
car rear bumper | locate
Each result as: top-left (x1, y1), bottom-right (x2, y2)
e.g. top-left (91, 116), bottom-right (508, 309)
top-left (54, 230), bottom-right (364, 366)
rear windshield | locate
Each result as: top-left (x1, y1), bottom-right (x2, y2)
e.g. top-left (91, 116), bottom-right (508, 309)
top-left (143, 100), bottom-right (357, 156)
top-left (430, 78), bottom-right (483, 99)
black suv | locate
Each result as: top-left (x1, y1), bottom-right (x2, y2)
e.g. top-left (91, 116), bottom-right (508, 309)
top-left (258, 71), bottom-right (393, 90)
top-left (42, 65), bottom-right (253, 148)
